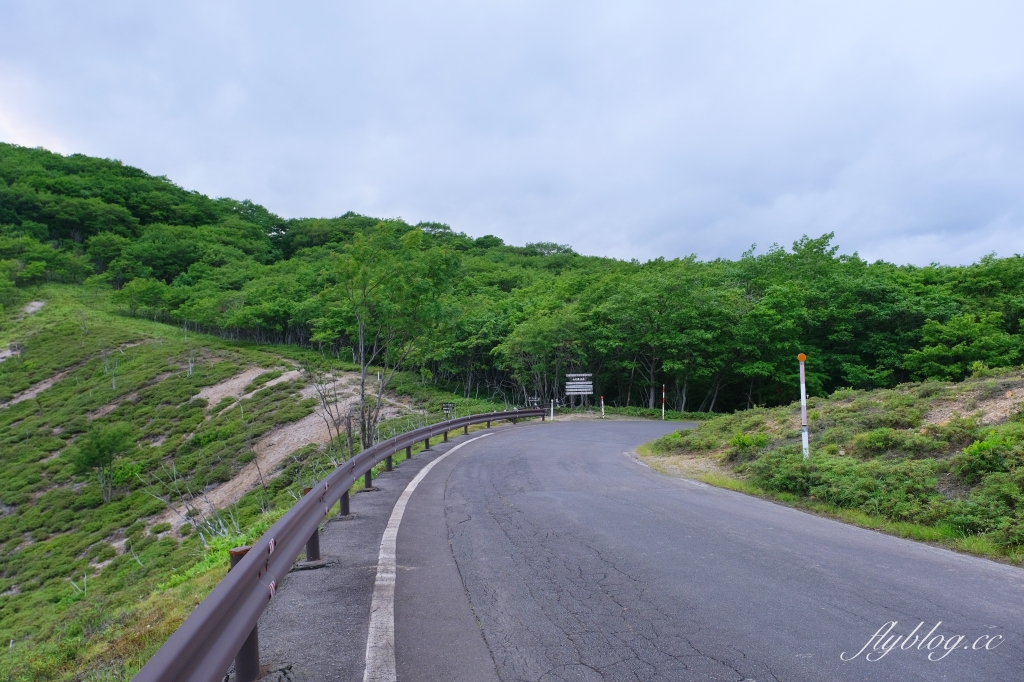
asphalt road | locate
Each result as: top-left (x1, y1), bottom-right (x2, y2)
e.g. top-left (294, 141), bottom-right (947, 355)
top-left (259, 419), bottom-right (1024, 682)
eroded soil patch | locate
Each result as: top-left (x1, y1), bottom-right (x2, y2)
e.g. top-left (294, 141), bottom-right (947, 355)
top-left (925, 381), bottom-right (1024, 425)
top-left (641, 451), bottom-right (731, 481)
top-left (151, 368), bottom-right (413, 529)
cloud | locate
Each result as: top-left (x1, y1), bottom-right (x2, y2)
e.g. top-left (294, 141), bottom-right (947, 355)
top-left (0, 65), bottom-right (71, 153)
top-left (2, 1), bottom-right (1024, 265)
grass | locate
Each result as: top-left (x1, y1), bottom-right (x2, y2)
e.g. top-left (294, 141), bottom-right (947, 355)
top-left (0, 284), bottom-right (516, 681)
top-left (641, 373), bottom-right (1024, 566)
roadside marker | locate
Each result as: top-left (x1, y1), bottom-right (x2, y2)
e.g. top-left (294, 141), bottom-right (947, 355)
top-left (798, 353), bottom-right (809, 459)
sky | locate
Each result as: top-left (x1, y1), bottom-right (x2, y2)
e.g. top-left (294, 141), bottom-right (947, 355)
top-left (2, 1), bottom-right (1023, 266)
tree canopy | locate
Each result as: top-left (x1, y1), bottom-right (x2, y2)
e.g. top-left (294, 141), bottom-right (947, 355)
top-left (4, 142), bottom-right (1024, 412)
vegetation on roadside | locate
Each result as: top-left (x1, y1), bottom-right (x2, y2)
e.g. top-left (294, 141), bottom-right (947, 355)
top-left (5, 140), bottom-right (1024, 678)
top-left (0, 285), bottom-right (511, 681)
top-left (645, 368), bottom-right (1024, 562)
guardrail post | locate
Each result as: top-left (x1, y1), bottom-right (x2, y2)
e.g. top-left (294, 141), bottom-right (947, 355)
top-left (513, 417), bottom-right (518, 424)
top-left (405, 445), bottom-right (412, 460)
top-left (306, 526), bottom-right (321, 561)
top-left (364, 469), bottom-right (373, 489)
top-left (386, 455), bottom-right (393, 471)
top-left (464, 424), bottom-right (468, 434)
top-left (486, 420), bottom-right (490, 428)
top-left (340, 490), bottom-right (350, 516)
top-left (301, 489), bottom-right (322, 561)
top-left (424, 437), bottom-right (430, 450)
top-left (229, 546), bottom-right (260, 682)
top-left (443, 430), bottom-right (449, 443)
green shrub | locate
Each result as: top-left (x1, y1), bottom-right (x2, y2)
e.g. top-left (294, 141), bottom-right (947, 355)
top-left (87, 542), bottom-right (116, 562)
top-left (818, 425), bottom-right (856, 446)
top-left (727, 432), bottom-right (770, 461)
top-left (244, 369), bottom-right (283, 393)
top-left (915, 381), bottom-right (950, 399)
top-left (946, 471), bottom-right (1024, 540)
top-left (750, 451), bottom-right (944, 522)
top-left (852, 428), bottom-right (942, 458)
top-left (951, 433), bottom-right (1021, 484)
top-left (929, 416), bottom-right (982, 447)
top-left (876, 406), bottom-right (925, 429)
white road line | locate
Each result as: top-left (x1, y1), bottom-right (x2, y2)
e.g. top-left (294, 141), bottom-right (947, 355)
top-left (363, 432), bottom-right (494, 682)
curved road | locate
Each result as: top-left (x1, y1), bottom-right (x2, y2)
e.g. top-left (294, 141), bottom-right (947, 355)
top-left (258, 420), bottom-right (1024, 682)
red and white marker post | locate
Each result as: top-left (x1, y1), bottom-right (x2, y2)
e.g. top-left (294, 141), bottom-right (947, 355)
top-left (601, 395), bottom-right (605, 418)
top-left (662, 384), bottom-right (666, 420)
top-left (798, 353), bottom-right (809, 459)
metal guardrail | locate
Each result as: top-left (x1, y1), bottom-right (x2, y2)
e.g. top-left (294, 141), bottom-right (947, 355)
top-left (133, 408), bottom-right (545, 682)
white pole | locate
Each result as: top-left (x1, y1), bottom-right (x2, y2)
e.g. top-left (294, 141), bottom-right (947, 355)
top-left (601, 395), bottom-right (605, 419)
top-left (662, 384), bottom-right (666, 420)
top-left (550, 398), bottom-right (554, 421)
top-left (798, 353), bottom-right (809, 459)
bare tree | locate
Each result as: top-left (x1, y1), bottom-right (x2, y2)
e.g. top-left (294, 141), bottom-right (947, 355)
top-left (141, 462), bottom-right (242, 546)
top-left (302, 362), bottom-right (352, 459)
top-left (239, 403), bottom-right (269, 514)
top-left (100, 347), bottom-right (123, 390)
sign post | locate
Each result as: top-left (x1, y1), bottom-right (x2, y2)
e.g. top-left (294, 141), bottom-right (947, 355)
top-left (662, 384), bottom-right (666, 420)
top-left (441, 402), bottom-right (455, 419)
top-left (798, 353), bottom-right (809, 459)
top-left (565, 373), bottom-right (594, 405)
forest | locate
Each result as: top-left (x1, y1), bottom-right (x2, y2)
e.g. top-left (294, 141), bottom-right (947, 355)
top-left (3, 141), bottom-right (1023, 414)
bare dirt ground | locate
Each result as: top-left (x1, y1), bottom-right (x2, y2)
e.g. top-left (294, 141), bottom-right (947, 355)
top-left (0, 370), bottom-right (70, 408)
top-left (195, 366), bottom-right (270, 405)
top-left (87, 391), bottom-right (138, 421)
top-left (641, 451), bottom-right (730, 480)
top-left (0, 346), bottom-right (15, 363)
top-left (214, 369), bottom-right (303, 417)
top-left (21, 301), bottom-right (45, 315)
top-left (925, 383), bottom-right (1024, 426)
top-left (150, 368), bottom-right (415, 530)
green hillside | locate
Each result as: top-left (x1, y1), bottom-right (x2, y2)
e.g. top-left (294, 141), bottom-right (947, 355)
top-left (0, 285), bottom-right (508, 680)
top-left (4, 141), bottom-right (1024, 679)
top-left (645, 370), bottom-right (1024, 563)
top-left (5, 142), bottom-right (1024, 415)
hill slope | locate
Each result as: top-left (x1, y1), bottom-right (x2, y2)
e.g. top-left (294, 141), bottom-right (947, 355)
top-left (0, 284), bottom-right (496, 681)
top-left (6, 141), bottom-right (1024, 416)
top-left (644, 370), bottom-right (1024, 563)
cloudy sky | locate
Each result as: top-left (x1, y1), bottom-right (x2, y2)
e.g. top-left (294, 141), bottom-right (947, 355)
top-left (2, 1), bottom-right (1023, 265)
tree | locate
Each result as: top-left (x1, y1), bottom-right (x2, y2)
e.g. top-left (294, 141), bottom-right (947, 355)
top-left (494, 304), bottom-right (586, 403)
top-left (308, 224), bottom-right (458, 448)
top-left (112, 277), bottom-right (168, 317)
top-left (69, 423), bottom-right (137, 503)
top-left (904, 313), bottom-right (1022, 381)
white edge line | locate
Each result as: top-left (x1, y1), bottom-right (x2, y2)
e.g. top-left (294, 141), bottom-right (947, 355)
top-left (362, 432), bottom-right (494, 682)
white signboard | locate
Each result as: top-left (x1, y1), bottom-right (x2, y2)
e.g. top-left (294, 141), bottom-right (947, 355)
top-left (565, 373), bottom-right (593, 395)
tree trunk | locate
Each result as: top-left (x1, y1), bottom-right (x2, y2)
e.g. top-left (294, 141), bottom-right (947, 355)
top-left (345, 414), bottom-right (354, 459)
top-left (708, 377), bottom-right (722, 413)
